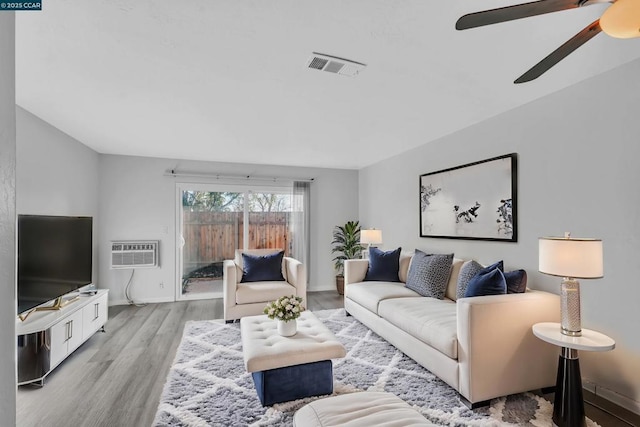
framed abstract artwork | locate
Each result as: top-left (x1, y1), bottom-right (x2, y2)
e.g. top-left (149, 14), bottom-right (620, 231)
top-left (419, 153), bottom-right (517, 242)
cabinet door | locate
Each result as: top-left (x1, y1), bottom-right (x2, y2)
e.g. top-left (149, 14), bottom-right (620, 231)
top-left (49, 321), bottom-right (69, 368)
top-left (82, 293), bottom-right (108, 341)
top-left (65, 309), bottom-right (85, 355)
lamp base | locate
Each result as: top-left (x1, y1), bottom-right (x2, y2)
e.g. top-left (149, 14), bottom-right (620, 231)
top-left (561, 277), bottom-right (581, 337)
top-left (362, 244), bottom-right (370, 260)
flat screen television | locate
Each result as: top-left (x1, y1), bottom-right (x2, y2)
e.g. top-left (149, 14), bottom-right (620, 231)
top-left (18, 215), bottom-right (93, 315)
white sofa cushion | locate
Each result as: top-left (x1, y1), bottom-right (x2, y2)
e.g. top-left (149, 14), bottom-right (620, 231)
top-left (378, 297), bottom-right (458, 359)
top-left (236, 281), bottom-right (296, 304)
top-left (345, 257), bottom-right (465, 302)
top-left (444, 258), bottom-right (465, 301)
top-left (398, 254), bottom-right (413, 283)
top-left (347, 282), bottom-right (420, 315)
top-left (293, 391), bottom-right (435, 427)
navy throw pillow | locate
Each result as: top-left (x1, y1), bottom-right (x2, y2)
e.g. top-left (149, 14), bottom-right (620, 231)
top-left (505, 269), bottom-right (527, 293)
top-left (405, 250), bottom-right (454, 298)
top-left (464, 260), bottom-right (506, 297)
top-left (364, 247), bottom-right (401, 282)
top-left (483, 260), bottom-right (504, 273)
top-left (240, 251), bottom-right (285, 283)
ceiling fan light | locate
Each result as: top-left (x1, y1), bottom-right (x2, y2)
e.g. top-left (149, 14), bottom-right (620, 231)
top-left (600, 0), bottom-right (640, 39)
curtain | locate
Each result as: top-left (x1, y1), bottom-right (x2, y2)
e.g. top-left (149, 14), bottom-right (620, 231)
top-left (291, 181), bottom-right (310, 283)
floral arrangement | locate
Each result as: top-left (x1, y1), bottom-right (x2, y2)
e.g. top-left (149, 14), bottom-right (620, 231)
top-left (264, 295), bottom-right (305, 322)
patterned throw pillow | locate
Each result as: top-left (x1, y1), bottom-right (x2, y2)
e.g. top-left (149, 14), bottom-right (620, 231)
top-left (405, 250), bottom-right (454, 299)
top-left (505, 269), bottom-right (528, 293)
top-left (456, 260), bottom-right (484, 299)
top-left (240, 251), bottom-right (285, 283)
top-left (464, 261), bottom-right (506, 297)
top-left (364, 247), bottom-right (402, 282)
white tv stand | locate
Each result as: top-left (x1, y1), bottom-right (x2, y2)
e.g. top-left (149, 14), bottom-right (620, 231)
top-left (17, 289), bottom-right (109, 386)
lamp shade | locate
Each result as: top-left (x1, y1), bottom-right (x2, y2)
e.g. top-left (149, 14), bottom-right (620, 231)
top-left (600, 0), bottom-right (640, 39)
top-left (539, 237), bottom-right (603, 278)
top-left (360, 229), bottom-right (383, 245)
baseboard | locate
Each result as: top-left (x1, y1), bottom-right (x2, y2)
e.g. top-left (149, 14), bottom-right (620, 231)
top-left (584, 380), bottom-right (640, 419)
top-left (309, 285), bottom-right (337, 292)
top-left (110, 290), bottom-right (340, 307)
top-left (109, 296), bottom-right (175, 306)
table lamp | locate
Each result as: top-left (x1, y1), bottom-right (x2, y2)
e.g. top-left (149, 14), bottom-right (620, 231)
top-left (539, 232), bottom-right (603, 337)
top-left (360, 229), bottom-right (383, 259)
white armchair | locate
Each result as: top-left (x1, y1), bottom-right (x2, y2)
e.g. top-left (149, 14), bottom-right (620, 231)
top-left (223, 249), bottom-right (307, 322)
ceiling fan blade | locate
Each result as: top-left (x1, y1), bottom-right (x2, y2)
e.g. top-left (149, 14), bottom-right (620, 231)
top-left (514, 20), bottom-right (602, 83)
top-left (456, 0), bottom-right (581, 30)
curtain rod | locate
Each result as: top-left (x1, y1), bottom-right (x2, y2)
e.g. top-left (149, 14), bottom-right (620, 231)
top-left (164, 169), bottom-right (315, 182)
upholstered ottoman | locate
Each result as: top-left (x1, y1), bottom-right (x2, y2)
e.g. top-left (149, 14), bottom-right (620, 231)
top-left (240, 311), bottom-right (346, 406)
top-left (293, 391), bottom-right (436, 426)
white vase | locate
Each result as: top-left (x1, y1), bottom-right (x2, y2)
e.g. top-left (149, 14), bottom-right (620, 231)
top-left (277, 319), bottom-right (297, 337)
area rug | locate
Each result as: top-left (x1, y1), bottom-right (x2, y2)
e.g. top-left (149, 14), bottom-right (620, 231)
top-left (154, 309), bottom-right (600, 427)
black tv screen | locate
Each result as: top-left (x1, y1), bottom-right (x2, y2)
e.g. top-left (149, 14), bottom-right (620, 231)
top-left (18, 215), bottom-right (93, 314)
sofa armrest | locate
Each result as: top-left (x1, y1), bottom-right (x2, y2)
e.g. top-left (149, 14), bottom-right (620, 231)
top-left (284, 257), bottom-right (307, 305)
top-left (223, 260), bottom-right (238, 319)
top-left (456, 290), bottom-right (561, 403)
top-left (344, 259), bottom-right (369, 286)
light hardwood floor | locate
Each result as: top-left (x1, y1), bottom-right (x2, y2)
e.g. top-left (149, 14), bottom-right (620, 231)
top-left (17, 291), bottom-right (638, 427)
top-left (16, 292), bottom-right (343, 427)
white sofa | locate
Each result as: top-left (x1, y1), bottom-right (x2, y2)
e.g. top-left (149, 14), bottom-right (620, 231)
top-left (223, 249), bottom-right (307, 322)
top-left (344, 255), bottom-right (561, 407)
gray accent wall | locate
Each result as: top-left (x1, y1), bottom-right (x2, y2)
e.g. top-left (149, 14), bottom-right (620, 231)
top-left (16, 107), bottom-right (101, 283)
top-left (0, 13), bottom-right (16, 425)
top-left (358, 58), bottom-right (640, 413)
top-left (98, 155), bottom-right (358, 304)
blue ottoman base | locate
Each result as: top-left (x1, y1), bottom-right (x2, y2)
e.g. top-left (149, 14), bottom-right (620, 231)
top-left (251, 360), bottom-right (333, 406)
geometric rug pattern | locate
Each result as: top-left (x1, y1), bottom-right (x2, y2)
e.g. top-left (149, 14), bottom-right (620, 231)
top-left (153, 309), bottom-right (600, 426)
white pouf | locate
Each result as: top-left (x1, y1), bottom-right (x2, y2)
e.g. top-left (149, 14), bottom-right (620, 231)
top-left (293, 391), bottom-right (437, 427)
top-left (240, 311), bottom-right (346, 372)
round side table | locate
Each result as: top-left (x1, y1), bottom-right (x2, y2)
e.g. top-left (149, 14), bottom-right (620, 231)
top-left (533, 322), bottom-right (615, 427)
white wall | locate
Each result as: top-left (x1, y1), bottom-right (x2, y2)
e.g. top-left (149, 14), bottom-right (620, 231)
top-left (98, 155), bottom-right (358, 304)
top-left (0, 13), bottom-right (16, 425)
top-left (359, 58), bottom-right (640, 413)
top-left (12, 109), bottom-right (358, 305)
top-left (16, 107), bottom-right (100, 283)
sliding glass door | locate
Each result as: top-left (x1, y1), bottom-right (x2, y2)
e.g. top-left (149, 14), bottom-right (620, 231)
top-left (178, 186), bottom-right (244, 300)
top-left (176, 184), bottom-right (294, 300)
top-left (246, 191), bottom-right (292, 253)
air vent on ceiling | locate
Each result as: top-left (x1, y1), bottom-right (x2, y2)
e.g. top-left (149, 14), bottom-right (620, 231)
top-left (306, 53), bottom-right (366, 77)
top-left (111, 240), bottom-right (159, 269)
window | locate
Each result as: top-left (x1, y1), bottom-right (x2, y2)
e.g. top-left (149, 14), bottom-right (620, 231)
top-left (177, 184), bottom-right (304, 300)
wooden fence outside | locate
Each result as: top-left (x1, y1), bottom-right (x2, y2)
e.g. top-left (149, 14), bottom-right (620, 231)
top-left (182, 211), bottom-right (291, 275)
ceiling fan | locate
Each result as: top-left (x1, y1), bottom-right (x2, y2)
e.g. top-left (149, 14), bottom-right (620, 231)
top-left (456, 0), bottom-right (640, 83)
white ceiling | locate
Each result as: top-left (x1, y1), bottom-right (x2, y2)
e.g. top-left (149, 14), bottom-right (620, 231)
top-left (15, 0), bottom-right (640, 169)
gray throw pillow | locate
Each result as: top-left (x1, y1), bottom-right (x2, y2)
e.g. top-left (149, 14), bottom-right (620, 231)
top-left (457, 260), bottom-right (484, 299)
top-left (405, 250), bottom-right (454, 299)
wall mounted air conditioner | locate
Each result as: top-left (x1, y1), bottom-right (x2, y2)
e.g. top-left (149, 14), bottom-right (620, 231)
top-left (111, 241), bottom-right (159, 269)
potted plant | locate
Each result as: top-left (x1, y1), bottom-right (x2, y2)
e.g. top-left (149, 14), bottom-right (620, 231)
top-left (331, 220), bottom-right (364, 295)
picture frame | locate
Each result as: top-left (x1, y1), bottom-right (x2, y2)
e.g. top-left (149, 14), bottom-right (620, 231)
top-left (419, 153), bottom-right (517, 242)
